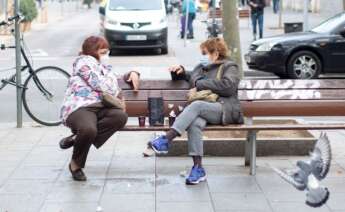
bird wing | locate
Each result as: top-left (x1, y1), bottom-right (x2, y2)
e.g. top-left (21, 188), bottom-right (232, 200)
top-left (312, 132), bottom-right (332, 180)
top-left (272, 167), bottom-right (306, 190)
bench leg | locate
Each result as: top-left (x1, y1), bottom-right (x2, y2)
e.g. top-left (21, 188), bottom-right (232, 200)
top-left (244, 117), bottom-right (253, 167)
top-left (245, 135), bottom-right (251, 166)
top-left (248, 130), bottom-right (257, 176)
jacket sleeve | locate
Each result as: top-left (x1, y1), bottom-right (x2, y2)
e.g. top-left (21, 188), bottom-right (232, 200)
top-left (195, 64), bottom-right (240, 97)
top-left (172, 64), bottom-right (205, 89)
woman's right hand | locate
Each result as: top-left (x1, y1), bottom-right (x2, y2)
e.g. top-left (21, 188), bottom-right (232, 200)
top-left (168, 65), bottom-right (184, 75)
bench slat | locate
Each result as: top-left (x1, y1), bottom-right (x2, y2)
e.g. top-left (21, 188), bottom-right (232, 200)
top-left (122, 89), bottom-right (345, 101)
top-left (119, 79), bottom-right (345, 90)
top-left (123, 100), bottom-right (345, 117)
top-left (121, 124), bottom-right (345, 131)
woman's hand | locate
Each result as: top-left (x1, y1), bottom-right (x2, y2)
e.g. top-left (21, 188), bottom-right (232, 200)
top-left (169, 65), bottom-right (184, 75)
top-left (127, 71), bottom-right (140, 92)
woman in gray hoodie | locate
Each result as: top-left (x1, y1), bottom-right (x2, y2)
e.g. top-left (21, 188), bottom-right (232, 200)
top-left (148, 38), bottom-right (244, 185)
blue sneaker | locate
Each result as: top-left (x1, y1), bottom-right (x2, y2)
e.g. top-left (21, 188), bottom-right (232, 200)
top-left (149, 136), bottom-right (170, 154)
top-left (186, 166), bottom-right (207, 185)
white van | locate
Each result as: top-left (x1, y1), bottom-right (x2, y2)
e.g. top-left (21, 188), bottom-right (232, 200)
top-left (103, 0), bottom-right (168, 54)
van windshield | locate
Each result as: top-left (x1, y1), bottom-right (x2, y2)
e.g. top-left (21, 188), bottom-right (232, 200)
top-left (109, 0), bottom-right (162, 11)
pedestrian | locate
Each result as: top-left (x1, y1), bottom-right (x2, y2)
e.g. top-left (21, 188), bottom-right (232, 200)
top-left (272, 0), bottom-right (279, 13)
top-left (148, 38), bottom-right (244, 185)
top-left (248, 0), bottom-right (265, 40)
top-left (59, 36), bottom-right (140, 181)
top-left (181, 0), bottom-right (197, 39)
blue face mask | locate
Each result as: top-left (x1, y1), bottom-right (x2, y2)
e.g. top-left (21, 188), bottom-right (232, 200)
top-left (200, 55), bottom-right (211, 67)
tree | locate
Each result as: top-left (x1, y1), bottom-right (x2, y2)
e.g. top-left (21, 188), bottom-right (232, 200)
top-left (222, 0), bottom-right (243, 77)
top-left (343, 0), bottom-right (345, 10)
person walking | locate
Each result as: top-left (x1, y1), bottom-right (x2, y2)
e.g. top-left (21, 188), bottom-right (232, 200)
top-left (59, 36), bottom-right (140, 181)
top-left (272, 0), bottom-right (280, 13)
top-left (148, 38), bottom-right (244, 185)
top-left (248, 0), bottom-right (265, 40)
top-left (181, 0), bottom-right (197, 39)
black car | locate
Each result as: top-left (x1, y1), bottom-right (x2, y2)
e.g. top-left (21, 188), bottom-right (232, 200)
top-left (245, 12), bottom-right (345, 79)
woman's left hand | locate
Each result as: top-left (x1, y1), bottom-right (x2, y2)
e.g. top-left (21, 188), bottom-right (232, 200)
top-left (127, 71), bottom-right (140, 91)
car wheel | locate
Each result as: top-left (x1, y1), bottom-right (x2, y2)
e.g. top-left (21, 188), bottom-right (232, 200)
top-left (287, 50), bottom-right (321, 79)
top-left (161, 46), bottom-right (168, 55)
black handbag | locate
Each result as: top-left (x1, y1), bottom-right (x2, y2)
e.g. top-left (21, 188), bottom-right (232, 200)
top-left (148, 97), bottom-right (164, 126)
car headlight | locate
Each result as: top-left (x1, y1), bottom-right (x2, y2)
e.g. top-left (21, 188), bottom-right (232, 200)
top-left (106, 19), bottom-right (118, 26)
top-left (255, 42), bottom-right (277, 52)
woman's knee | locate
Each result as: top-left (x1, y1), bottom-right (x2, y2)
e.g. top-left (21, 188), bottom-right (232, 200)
top-left (109, 109), bottom-right (128, 128)
top-left (188, 100), bottom-right (205, 111)
top-left (78, 125), bottom-right (97, 140)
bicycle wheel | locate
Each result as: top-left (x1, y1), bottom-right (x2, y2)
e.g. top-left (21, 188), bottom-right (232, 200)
top-left (22, 66), bottom-right (70, 126)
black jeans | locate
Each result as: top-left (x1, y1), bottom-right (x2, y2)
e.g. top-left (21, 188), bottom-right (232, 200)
top-left (66, 106), bottom-right (128, 168)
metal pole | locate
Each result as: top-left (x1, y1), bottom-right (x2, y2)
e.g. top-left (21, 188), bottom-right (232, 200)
top-left (14, 0), bottom-right (22, 128)
top-left (303, 0), bottom-right (309, 31)
top-left (183, 0), bottom-right (190, 47)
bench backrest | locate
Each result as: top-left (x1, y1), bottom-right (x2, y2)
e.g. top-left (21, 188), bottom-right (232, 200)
top-left (119, 79), bottom-right (345, 117)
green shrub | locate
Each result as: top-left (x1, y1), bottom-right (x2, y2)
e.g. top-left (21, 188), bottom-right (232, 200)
top-left (20, 0), bottom-right (38, 22)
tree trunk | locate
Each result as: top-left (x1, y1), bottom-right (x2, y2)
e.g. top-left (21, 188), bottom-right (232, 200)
top-left (343, 0), bottom-right (345, 10)
top-left (222, 0), bottom-right (243, 77)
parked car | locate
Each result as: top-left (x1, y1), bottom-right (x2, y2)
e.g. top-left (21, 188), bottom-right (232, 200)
top-left (245, 12), bottom-right (345, 79)
top-left (103, 0), bottom-right (168, 54)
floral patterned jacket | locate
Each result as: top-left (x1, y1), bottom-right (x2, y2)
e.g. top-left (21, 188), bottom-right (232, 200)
top-left (60, 55), bottom-right (121, 125)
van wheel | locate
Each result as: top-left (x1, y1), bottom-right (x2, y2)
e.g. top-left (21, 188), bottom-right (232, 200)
top-left (287, 50), bottom-right (321, 79)
top-left (161, 47), bottom-right (168, 55)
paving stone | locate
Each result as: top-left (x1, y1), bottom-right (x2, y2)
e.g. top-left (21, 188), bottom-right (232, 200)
top-left (156, 202), bottom-right (214, 212)
top-left (156, 176), bottom-right (211, 202)
top-left (270, 202), bottom-right (331, 212)
top-left (45, 180), bottom-right (104, 202)
top-left (39, 202), bottom-right (98, 212)
top-left (212, 193), bottom-right (272, 211)
top-left (0, 193), bottom-right (45, 212)
top-left (103, 177), bottom-right (155, 194)
top-left (207, 176), bottom-right (261, 193)
top-left (100, 193), bottom-right (155, 212)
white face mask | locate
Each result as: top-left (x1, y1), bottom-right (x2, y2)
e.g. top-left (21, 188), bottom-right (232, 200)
top-left (100, 53), bottom-right (110, 64)
top-left (200, 54), bottom-right (211, 67)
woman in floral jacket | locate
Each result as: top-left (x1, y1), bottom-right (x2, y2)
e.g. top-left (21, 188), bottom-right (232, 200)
top-left (60, 36), bottom-right (140, 181)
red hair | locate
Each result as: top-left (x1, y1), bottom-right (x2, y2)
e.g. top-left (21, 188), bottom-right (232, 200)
top-left (81, 36), bottom-right (109, 60)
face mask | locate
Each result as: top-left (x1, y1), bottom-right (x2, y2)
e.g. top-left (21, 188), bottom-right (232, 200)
top-left (100, 53), bottom-right (110, 64)
top-left (200, 54), bottom-right (211, 67)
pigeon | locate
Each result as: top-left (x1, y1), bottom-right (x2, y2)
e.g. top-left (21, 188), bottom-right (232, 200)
top-left (272, 132), bottom-right (332, 208)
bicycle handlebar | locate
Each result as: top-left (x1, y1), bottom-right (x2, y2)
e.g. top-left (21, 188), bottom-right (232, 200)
top-left (0, 14), bottom-right (25, 27)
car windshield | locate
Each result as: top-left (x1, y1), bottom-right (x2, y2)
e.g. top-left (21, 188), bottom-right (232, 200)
top-left (311, 12), bottom-right (345, 33)
top-left (109, 0), bottom-right (162, 11)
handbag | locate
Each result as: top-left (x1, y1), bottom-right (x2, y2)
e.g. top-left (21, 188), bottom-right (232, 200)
top-left (187, 64), bottom-right (224, 103)
top-left (78, 73), bottom-right (125, 110)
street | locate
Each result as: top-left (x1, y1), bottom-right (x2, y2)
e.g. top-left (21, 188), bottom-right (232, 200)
top-left (0, 2), bottom-right (345, 124)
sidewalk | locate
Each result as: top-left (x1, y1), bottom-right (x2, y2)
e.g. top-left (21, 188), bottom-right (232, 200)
top-left (0, 124), bottom-right (345, 211)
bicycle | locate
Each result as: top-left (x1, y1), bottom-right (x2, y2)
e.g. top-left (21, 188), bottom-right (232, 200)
top-left (0, 15), bottom-right (70, 126)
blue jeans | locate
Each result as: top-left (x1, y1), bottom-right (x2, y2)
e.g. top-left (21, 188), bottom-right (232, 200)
top-left (273, 0), bottom-right (280, 13)
top-left (251, 12), bottom-right (264, 39)
top-left (181, 13), bottom-right (196, 37)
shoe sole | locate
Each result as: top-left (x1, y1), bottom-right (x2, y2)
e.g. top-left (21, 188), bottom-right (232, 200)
top-left (148, 142), bottom-right (168, 155)
top-left (186, 176), bottom-right (207, 185)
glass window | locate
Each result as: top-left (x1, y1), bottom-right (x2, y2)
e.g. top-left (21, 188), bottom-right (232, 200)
top-left (109, 0), bottom-right (162, 11)
top-left (312, 13), bottom-right (345, 34)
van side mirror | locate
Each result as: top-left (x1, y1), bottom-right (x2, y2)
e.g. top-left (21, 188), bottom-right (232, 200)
top-left (99, 7), bottom-right (105, 16)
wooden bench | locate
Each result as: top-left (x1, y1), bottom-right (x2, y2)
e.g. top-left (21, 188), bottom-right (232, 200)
top-left (119, 79), bottom-right (345, 175)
